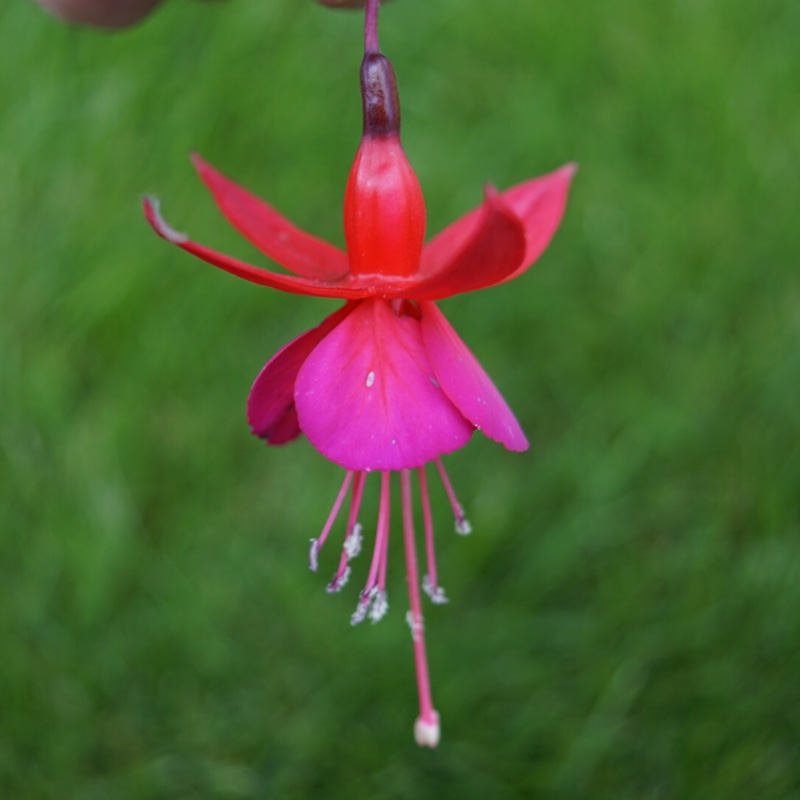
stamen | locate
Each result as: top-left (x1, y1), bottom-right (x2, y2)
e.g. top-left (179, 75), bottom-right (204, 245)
top-left (417, 466), bottom-right (449, 604)
top-left (350, 586), bottom-right (377, 625)
top-left (422, 574), bottom-right (448, 605)
top-left (400, 470), bottom-right (441, 748)
top-left (344, 523), bottom-right (364, 560)
top-left (310, 470), bottom-right (354, 572)
top-left (326, 565), bottom-right (351, 594)
top-left (351, 472), bottom-right (391, 625)
top-left (368, 589), bottom-right (389, 623)
top-left (435, 457), bottom-right (472, 535)
top-left (328, 472), bottom-right (367, 589)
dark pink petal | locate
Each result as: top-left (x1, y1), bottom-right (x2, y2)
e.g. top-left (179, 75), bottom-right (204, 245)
top-left (410, 186), bottom-right (526, 301)
top-left (248, 303), bottom-right (356, 444)
top-left (420, 302), bottom-right (528, 452)
top-left (192, 155), bottom-right (350, 282)
top-left (419, 164), bottom-right (576, 293)
top-left (143, 197), bottom-right (369, 299)
top-left (295, 299), bottom-right (474, 471)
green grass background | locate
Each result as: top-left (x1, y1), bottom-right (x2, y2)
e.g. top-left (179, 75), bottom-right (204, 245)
top-left (2, 0), bottom-right (799, 797)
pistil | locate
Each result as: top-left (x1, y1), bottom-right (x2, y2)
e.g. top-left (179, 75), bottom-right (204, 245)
top-left (401, 470), bottom-right (441, 748)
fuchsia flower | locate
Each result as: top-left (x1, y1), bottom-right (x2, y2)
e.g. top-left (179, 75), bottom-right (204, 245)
top-left (144, 30), bottom-right (573, 747)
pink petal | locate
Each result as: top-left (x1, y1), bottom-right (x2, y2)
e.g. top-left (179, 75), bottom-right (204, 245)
top-left (420, 302), bottom-right (528, 452)
top-left (420, 163), bottom-right (576, 292)
top-left (192, 155), bottom-right (350, 282)
top-left (295, 299), bottom-right (474, 471)
top-left (410, 186), bottom-right (526, 301)
top-left (144, 196), bottom-right (369, 299)
top-left (248, 303), bottom-right (356, 444)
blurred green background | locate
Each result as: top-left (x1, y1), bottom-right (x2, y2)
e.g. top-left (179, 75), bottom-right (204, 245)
top-left (2, 0), bottom-right (799, 797)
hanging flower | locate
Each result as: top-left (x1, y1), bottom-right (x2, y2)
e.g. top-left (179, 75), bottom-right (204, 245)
top-left (144, 39), bottom-right (573, 747)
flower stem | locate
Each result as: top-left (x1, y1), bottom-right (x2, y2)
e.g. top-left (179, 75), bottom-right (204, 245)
top-left (400, 470), bottom-right (440, 747)
top-left (364, 0), bottom-right (380, 54)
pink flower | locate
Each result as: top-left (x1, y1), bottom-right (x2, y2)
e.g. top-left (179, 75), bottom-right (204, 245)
top-left (144, 51), bottom-right (573, 747)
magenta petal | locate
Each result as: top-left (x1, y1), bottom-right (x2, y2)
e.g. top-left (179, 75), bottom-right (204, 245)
top-left (420, 302), bottom-right (529, 452)
top-left (192, 155), bottom-right (350, 281)
top-left (295, 299), bottom-right (474, 471)
top-left (411, 186), bottom-right (526, 300)
top-left (248, 303), bottom-right (356, 444)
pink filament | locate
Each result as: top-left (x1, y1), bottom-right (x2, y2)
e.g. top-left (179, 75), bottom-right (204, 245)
top-left (435, 457), bottom-right (471, 533)
top-left (353, 472), bottom-right (391, 619)
top-left (417, 466), bottom-right (440, 590)
top-left (311, 470), bottom-right (354, 571)
top-left (328, 471), bottom-right (367, 588)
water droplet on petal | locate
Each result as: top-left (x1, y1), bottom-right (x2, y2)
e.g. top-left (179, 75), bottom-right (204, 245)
top-left (366, 370), bottom-right (375, 388)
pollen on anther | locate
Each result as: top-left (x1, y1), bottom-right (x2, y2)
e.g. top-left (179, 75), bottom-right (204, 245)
top-left (422, 574), bottom-right (449, 605)
top-left (369, 589), bottom-right (389, 623)
top-left (326, 566), bottom-right (351, 593)
top-left (309, 538), bottom-right (320, 572)
top-left (344, 523), bottom-right (363, 561)
top-left (366, 371), bottom-right (375, 388)
top-left (455, 517), bottom-right (473, 535)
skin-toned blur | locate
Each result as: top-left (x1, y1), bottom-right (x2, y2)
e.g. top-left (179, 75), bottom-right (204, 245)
top-left (34, 0), bottom-right (371, 29)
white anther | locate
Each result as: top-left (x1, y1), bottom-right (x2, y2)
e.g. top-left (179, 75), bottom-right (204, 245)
top-left (326, 566), bottom-right (351, 594)
top-left (343, 523), bottom-right (363, 561)
top-left (366, 371), bottom-right (375, 388)
top-left (350, 586), bottom-right (378, 626)
top-left (422, 574), bottom-right (449, 604)
top-left (368, 590), bottom-right (388, 623)
top-left (308, 538), bottom-right (320, 572)
top-left (455, 512), bottom-right (472, 535)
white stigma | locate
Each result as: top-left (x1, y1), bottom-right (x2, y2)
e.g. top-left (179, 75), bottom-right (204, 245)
top-left (422, 575), bottom-right (449, 605)
top-left (414, 712), bottom-right (441, 748)
top-left (308, 538), bottom-right (320, 572)
top-left (343, 523), bottom-right (363, 561)
top-left (365, 371), bottom-right (375, 388)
